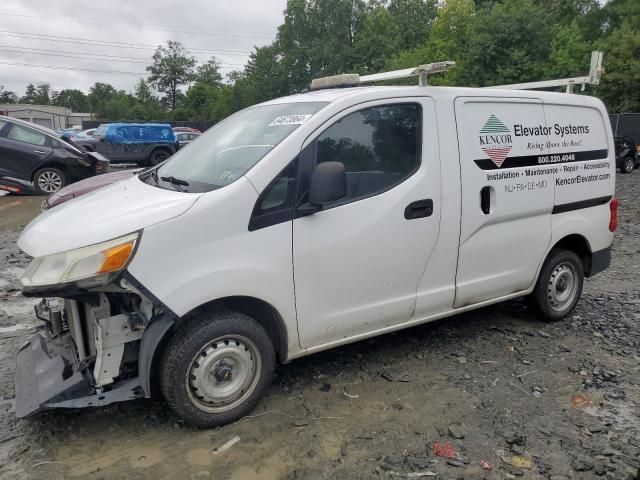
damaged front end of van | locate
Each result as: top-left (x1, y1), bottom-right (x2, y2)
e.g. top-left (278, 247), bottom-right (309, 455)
top-left (14, 231), bottom-right (175, 418)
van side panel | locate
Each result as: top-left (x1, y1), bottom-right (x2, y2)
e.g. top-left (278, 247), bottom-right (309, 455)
top-left (453, 97), bottom-right (553, 308)
top-left (544, 100), bottom-right (615, 258)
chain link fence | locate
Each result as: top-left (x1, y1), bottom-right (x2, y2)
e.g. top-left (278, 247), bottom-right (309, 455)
top-left (609, 113), bottom-right (640, 141)
top-left (81, 120), bottom-right (216, 131)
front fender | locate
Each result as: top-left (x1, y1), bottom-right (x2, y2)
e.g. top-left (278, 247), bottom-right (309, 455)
top-left (138, 313), bottom-right (175, 397)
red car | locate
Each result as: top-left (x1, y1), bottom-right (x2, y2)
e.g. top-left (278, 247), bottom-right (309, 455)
top-left (43, 168), bottom-right (142, 209)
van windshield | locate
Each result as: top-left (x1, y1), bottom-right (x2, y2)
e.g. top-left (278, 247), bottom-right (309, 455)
top-left (151, 102), bottom-right (327, 192)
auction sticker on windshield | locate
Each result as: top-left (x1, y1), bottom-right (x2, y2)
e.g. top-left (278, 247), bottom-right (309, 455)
top-left (269, 114), bottom-right (313, 126)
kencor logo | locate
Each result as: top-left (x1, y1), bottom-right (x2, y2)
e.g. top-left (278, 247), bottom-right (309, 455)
top-left (479, 115), bottom-right (513, 167)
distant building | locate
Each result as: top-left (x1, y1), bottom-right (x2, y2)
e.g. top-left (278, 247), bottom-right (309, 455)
top-left (0, 104), bottom-right (93, 130)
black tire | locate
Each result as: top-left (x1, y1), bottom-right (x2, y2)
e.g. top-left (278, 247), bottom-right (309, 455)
top-left (148, 149), bottom-right (171, 166)
top-left (530, 249), bottom-right (584, 322)
top-left (33, 167), bottom-right (66, 194)
top-left (160, 311), bottom-right (275, 428)
top-left (622, 156), bottom-right (635, 174)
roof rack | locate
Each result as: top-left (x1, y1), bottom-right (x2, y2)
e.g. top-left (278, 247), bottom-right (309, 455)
top-left (309, 51), bottom-right (603, 94)
top-left (310, 61), bottom-right (455, 90)
top-left (487, 51), bottom-right (603, 93)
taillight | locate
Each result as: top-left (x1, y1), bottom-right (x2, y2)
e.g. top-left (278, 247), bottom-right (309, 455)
top-left (0, 185), bottom-right (21, 193)
top-left (609, 197), bottom-right (619, 232)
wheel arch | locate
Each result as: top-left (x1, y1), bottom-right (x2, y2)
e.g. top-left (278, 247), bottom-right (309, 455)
top-left (184, 296), bottom-right (289, 363)
top-left (550, 234), bottom-right (593, 276)
top-left (141, 296), bottom-right (289, 397)
top-left (148, 146), bottom-right (173, 159)
top-left (31, 162), bottom-right (67, 181)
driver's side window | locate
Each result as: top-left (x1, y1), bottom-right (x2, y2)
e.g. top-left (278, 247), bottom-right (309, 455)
top-left (314, 103), bottom-right (421, 205)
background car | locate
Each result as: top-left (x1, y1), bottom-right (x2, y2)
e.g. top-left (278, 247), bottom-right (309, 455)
top-left (76, 128), bottom-right (96, 138)
top-left (175, 131), bottom-right (200, 149)
top-left (77, 123), bottom-right (177, 165)
top-left (172, 126), bottom-right (201, 134)
top-left (615, 135), bottom-right (639, 173)
top-left (43, 168), bottom-right (142, 209)
top-left (0, 116), bottom-right (109, 194)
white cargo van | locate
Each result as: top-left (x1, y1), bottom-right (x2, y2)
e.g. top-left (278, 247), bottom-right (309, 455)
top-left (15, 81), bottom-right (617, 427)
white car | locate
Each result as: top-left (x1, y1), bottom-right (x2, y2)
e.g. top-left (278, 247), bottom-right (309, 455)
top-left (15, 72), bottom-right (616, 427)
top-left (76, 128), bottom-right (96, 138)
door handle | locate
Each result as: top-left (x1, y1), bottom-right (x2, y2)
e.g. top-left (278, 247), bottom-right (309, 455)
top-left (404, 199), bottom-right (433, 219)
top-left (34, 150), bottom-right (46, 154)
top-left (480, 186), bottom-right (493, 214)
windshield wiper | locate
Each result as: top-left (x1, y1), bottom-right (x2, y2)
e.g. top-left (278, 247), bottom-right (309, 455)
top-left (160, 175), bottom-right (190, 192)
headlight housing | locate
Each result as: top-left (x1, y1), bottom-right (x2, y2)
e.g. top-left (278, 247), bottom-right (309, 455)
top-left (21, 232), bottom-right (139, 288)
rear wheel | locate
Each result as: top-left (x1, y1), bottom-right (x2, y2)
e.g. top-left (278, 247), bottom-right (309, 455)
top-left (531, 249), bottom-right (584, 321)
top-left (148, 149), bottom-right (170, 166)
top-left (622, 156), bottom-right (635, 173)
top-left (160, 311), bottom-right (275, 428)
top-left (33, 167), bottom-right (66, 194)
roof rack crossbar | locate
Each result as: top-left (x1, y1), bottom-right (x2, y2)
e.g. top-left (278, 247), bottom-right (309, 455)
top-left (309, 61), bottom-right (455, 90)
top-left (487, 51), bottom-right (603, 93)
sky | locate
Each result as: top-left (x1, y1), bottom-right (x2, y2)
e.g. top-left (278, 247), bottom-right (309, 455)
top-left (0, 0), bottom-right (287, 99)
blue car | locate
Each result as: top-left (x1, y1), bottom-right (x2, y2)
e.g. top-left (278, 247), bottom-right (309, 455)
top-left (74, 123), bottom-right (178, 165)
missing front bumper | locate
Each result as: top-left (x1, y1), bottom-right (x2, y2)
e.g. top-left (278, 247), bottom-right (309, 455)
top-left (15, 332), bottom-right (92, 418)
top-left (15, 331), bottom-right (145, 418)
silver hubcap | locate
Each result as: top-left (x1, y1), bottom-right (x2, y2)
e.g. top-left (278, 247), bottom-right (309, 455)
top-left (625, 159), bottom-right (633, 171)
top-left (187, 336), bottom-right (261, 413)
top-left (37, 171), bottom-right (62, 193)
top-left (547, 262), bottom-right (577, 311)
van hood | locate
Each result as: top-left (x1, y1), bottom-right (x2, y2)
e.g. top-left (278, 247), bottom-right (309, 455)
top-left (18, 175), bottom-right (200, 258)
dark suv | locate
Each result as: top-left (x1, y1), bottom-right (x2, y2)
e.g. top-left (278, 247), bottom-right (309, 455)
top-left (615, 135), bottom-right (639, 174)
top-left (76, 123), bottom-right (177, 166)
top-left (0, 116), bottom-right (109, 194)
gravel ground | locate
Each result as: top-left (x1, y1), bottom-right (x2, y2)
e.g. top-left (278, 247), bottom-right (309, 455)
top-left (0, 173), bottom-right (638, 480)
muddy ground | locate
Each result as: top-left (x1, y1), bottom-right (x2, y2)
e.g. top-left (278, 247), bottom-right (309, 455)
top-left (0, 175), bottom-right (639, 480)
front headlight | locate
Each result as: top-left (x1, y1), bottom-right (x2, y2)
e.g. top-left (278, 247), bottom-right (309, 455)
top-left (21, 232), bottom-right (139, 288)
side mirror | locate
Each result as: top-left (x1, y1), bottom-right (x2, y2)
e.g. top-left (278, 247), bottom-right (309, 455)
top-left (298, 161), bottom-right (347, 216)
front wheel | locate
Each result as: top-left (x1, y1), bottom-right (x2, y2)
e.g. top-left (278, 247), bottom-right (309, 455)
top-left (34, 167), bottom-right (66, 194)
top-left (622, 157), bottom-right (635, 174)
top-left (148, 149), bottom-right (170, 166)
top-left (530, 249), bottom-right (584, 322)
top-left (160, 311), bottom-right (275, 428)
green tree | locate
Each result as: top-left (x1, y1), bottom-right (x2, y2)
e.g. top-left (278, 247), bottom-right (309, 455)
top-left (0, 85), bottom-right (17, 104)
top-left (233, 45), bottom-right (288, 106)
top-left (134, 79), bottom-right (155, 103)
top-left (597, 20), bottom-right (640, 112)
top-left (387, 0), bottom-right (437, 50)
top-left (88, 83), bottom-right (121, 119)
top-left (546, 21), bottom-right (592, 78)
top-left (20, 83), bottom-right (37, 104)
top-left (195, 58), bottom-right (223, 87)
top-left (353, 6), bottom-right (398, 73)
top-left (390, 0), bottom-right (475, 85)
top-left (460, 0), bottom-right (554, 86)
top-left (132, 79), bottom-right (163, 120)
top-left (147, 40), bottom-right (196, 111)
top-left (101, 94), bottom-right (136, 121)
top-left (33, 83), bottom-right (51, 105)
top-left (53, 89), bottom-right (89, 111)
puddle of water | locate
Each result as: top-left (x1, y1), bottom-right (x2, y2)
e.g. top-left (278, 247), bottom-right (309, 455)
top-left (0, 195), bottom-right (45, 229)
top-left (58, 443), bottom-right (164, 477)
top-left (0, 324), bottom-right (34, 334)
